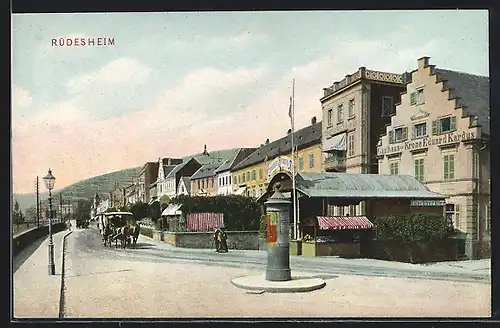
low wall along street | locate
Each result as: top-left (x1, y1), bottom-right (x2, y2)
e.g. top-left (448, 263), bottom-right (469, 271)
top-left (150, 230), bottom-right (259, 250)
top-left (13, 223), bottom-right (66, 257)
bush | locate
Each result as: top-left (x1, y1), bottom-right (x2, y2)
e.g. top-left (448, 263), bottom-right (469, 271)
top-left (374, 213), bottom-right (454, 243)
top-left (140, 226), bottom-right (153, 238)
top-left (259, 214), bottom-right (266, 237)
top-left (169, 194), bottom-right (260, 231)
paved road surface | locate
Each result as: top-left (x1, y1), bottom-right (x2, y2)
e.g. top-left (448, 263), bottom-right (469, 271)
top-left (70, 225), bottom-right (490, 284)
top-left (61, 227), bottom-right (490, 318)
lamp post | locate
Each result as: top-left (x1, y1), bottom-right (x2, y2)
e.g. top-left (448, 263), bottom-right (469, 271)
top-left (43, 169), bottom-right (56, 275)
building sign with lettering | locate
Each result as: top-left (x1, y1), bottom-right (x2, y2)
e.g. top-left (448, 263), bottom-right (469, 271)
top-left (410, 199), bottom-right (446, 207)
top-left (377, 131), bottom-right (476, 156)
top-left (267, 156), bottom-right (294, 178)
top-left (326, 119), bottom-right (357, 138)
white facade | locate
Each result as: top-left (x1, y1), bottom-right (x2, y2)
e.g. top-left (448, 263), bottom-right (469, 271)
top-left (217, 170), bottom-right (233, 195)
top-left (177, 178), bottom-right (190, 196)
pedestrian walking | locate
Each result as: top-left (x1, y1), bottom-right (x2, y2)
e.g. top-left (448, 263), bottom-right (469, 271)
top-left (213, 228), bottom-right (221, 252)
top-left (219, 227), bottom-right (228, 253)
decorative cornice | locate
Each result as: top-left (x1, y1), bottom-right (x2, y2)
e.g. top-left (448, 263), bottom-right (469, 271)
top-left (410, 109), bottom-right (430, 121)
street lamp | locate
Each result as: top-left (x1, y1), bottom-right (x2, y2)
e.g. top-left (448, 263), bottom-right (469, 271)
top-left (43, 169), bottom-right (56, 275)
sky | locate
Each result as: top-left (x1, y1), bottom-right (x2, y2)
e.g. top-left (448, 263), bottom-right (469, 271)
top-left (11, 10), bottom-right (489, 194)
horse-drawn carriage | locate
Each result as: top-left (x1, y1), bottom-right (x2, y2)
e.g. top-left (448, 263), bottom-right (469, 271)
top-left (100, 212), bottom-right (141, 249)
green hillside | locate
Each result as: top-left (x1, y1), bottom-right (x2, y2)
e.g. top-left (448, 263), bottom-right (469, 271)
top-left (13, 148), bottom-right (241, 211)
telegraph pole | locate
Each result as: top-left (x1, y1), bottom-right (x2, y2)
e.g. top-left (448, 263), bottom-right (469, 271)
top-left (36, 176), bottom-right (40, 227)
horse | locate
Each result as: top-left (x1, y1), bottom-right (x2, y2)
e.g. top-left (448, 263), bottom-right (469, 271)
top-left (113, 225), bottom-right (129, 249)
top-left (102, 223), bottom-right (113, 247)
top-left (128, 222), bottom-right (140, 248)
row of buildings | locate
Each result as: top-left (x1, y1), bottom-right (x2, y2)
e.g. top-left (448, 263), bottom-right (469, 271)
top-left (96, 56), bottom-right (490, 259)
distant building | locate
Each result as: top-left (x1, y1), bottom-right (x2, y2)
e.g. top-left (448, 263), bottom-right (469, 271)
top-left (177, 177), bottom-right (191, 196)
top-left (190, 163), bottom-right (222, 197)
top-left (232, 119), bottom-right (322, 198)
top-left (163, 158), bottom-right (202, 198)
top-left (214, 148), bottom-right (257, 195)
top-left (377, 57), bottom-right (490, 260)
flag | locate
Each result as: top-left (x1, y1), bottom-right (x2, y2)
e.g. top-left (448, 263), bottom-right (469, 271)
top-left (288, 96), bottom-right (293, 122)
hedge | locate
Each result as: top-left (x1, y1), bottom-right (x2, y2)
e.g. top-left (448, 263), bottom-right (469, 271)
top-left (373, 213), bottom-right (454, 242)
top-left (140, 226), bottom-right (154, 238)
top-left (169, 194), bottom-right (260, 231)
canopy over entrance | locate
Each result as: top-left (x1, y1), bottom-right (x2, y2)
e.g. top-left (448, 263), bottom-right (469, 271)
top-left (316, 216), bottom-right (373, 230)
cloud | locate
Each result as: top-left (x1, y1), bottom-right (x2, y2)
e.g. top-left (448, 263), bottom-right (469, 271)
top-left (11, 33), bottom-right (445, 193)
top-left (67, 57), bottom-right (152, 95)
top-left (12, 85), bottom-right (33, 109)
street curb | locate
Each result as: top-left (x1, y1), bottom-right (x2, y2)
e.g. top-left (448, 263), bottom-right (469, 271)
top-left (58, 230), bottom-right (72, 318)
top-left (231, 274), bottom-right (326, 293)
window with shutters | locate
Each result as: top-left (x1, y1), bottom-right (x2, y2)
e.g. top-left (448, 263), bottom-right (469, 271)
top-left (298, 157), bottom-right (304, 170)
top-left (410, 92), bottom-right (417, 105)
top-left (472, 149), bottom-right (479, 180)
top-left (432, 116), bottom-right (457, 135)
top-left (246, 172), bottom-right (250, 181)
top-left (413, 122), bottom-right (427, 139)
top-left (242, 173), bottom-right (245, 183)
top-left (414, 158), bottom-right (425, 182)
top-left (455, 204), bottom-right (460, 229)
top-left (348, 99), bottom-right (355, 118)
top-left (444, 204), bottom-right (455, 229)
top-left (382, 96), bottom-right (394, 117)
top-left (327, 109), bottom-right (333, 126)
top-left (252, 170), bottom-right (256, 180)
top-left (197, 180), bottom-right (200, 189)
top-left (349, 205), bottom-right (356, 216)
top-left (389, 161), bottom-right (399, 175)
top-left (416, 88), bottom-right (425, 104)
top-left (309, 153), bottom-right (315, 168)
top-left (443, 154), bottom-right (455, 180)
top-left (393, 126), bottom-right (408, 143)
top-left (348, 134), bottom-right (355, 157)
top-left (258, 168), bottom-right (263, 180)
top-left (201, 180), bottom-right (205, 189)
top-left (337, 104), bottom-right (344, 123)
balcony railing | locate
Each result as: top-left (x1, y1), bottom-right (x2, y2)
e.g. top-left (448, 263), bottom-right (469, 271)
top-left (324, 155), bottom-right (346, 172)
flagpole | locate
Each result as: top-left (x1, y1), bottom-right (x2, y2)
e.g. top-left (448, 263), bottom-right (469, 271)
top-left (291, 79), bottom-right (298, 240)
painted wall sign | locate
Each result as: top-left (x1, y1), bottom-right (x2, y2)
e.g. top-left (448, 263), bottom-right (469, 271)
top-left (266, 212), bottom-right (278, 243)
top-left (377, 131), bottom-right (476, 156)
top-left (276, 212), bottom-right (290, 247)
top-left (267, 156), bottom-right (293, 178)
top-left (410, 199), bottom-right (446, 207)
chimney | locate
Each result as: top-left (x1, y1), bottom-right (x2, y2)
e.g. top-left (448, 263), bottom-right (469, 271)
top-left (417, 56), bottom-right (430, 69)
top-left (311, 116), bottom-right (317, 124)
top-left (265, 138), bottom-right (270, 145)
top-left (287, 128), bottom-right (292, 135)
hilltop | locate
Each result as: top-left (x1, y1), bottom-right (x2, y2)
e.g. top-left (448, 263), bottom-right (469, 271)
top-left (13, 148), bottom-right (240, 211)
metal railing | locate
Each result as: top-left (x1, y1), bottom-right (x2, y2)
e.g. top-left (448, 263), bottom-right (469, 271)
top-left (12, 218), bottom-right (63, 236)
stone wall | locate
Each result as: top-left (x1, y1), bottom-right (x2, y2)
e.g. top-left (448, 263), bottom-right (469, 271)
top-left (13, 223), bottom-right (66, 257)
top-left (161, 231), bottom-right (259, 250)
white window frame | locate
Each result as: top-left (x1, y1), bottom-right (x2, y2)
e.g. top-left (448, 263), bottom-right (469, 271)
top-left (308, 153), bottom-right (315, 168)
top-left (413, 122), bottom-right (427, 139)
top-left (348, 99), bottom-right (355, 118)
top-left (327, 109), bottom-right (333, 126)
top-left (416, 88), bottom-right (425, 104)
top-left (389, 160), bottom-right (399, 175)
top-left (347, 134), bottom-right (355, 157)
top-left (413, 156), bottom-right (425, 182)
top-left (337, 104), bottom-right (344, 123)
top-left (443, 153), bottom-right (455, 181)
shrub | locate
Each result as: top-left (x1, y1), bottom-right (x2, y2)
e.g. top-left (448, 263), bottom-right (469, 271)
top-left (374, 213), bottom-right (454, 243)
top-left (259, 214), bottom-right (266, 237)
top-left (140, 226), bottom-right (153, 238)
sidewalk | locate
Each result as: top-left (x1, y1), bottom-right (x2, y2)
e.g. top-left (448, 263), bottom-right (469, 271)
top-left (13, 230), bottom-right (69, 319)
top-left (136, 233), bottom-right (491, 276)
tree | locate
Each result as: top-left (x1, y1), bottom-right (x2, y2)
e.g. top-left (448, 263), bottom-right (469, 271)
top-left (149, 201), bottom-right (161, 222)
top-left (24, 206), bottom-right (37, 221)
top-left (13, 200), bottom-right (24, 225)
top-left (130, 202), bottom-right (150, 220)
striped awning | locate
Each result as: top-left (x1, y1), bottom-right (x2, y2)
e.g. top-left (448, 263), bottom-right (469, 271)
top-left (186, 212), bottom-right (224, 232)
top-left (316, 216), bottom-right (373, 230)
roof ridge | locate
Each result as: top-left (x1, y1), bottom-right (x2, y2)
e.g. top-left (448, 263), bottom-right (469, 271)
top-left (436, 68), bottom-right (489, 79)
